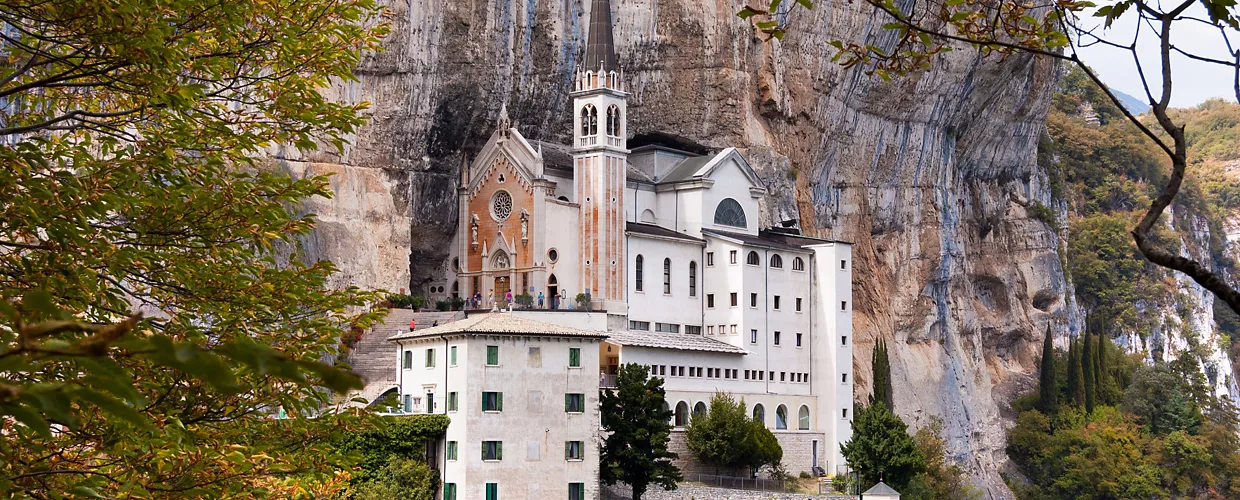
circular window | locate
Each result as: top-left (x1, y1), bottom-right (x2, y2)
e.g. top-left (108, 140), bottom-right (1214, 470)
top-left (491, 190), bottom-right (513, 221)
top-left (548, 248), bottom-right (559, 263)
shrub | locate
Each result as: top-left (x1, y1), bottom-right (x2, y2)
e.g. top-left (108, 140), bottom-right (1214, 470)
top-left (435, 299), bottom-right (450, 311)
top-left (575, 292), bottom-right (592, 310)
top-left (1027, 201), bottom-right (1058, 228)
top-left (515, 293), bottom-right (533, 307)
top-left (450, 296), bottom-right (466, 310)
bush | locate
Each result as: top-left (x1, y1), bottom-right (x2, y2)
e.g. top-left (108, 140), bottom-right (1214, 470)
top-left (515, 293), bottom-right (533, 307)
top-left (799, 471), bottom-right (812, 479)
top-left (1027, 201), bottom-right (1058, 228)
top-left (575, 292), bottom-right (592, 310)
top-left (348, 457), bottom-right (438, 500)
top-left (450, 296), bottom-right (466, 310)
top-left (434, 299), bottom-right (450, 311)
top-left (685, 392), bottom-right (782, 476)
top-left (332, 414), bottom-right (450, 484)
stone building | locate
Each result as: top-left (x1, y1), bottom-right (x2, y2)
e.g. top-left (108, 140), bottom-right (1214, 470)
top-left (392, 0), bottom-right (856, 497)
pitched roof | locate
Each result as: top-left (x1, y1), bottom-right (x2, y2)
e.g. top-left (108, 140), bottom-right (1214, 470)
top-left (702, 228), bottom-right (810, 252)
top-left (533, 140), bottom-right (655, 183)
top-left (626, 222), bottom-right (705, 243)
top-left (605, 330), bottom-right (747, 354)
top-left (387, 313), bottom-right (606, 341)
top-left (863, 481), bottom-right (901, 496)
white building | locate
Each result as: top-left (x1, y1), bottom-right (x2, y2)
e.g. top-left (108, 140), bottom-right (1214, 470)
top-left (396, 0), bottom-right (855, 496)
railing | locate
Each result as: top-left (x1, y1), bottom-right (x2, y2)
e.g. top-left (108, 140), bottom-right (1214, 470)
top-left (682, 473), bottom-right (797, 493)
top-left (606, 136), bottom-right (623, 147)
top-left (578, 136), bottom-right (597, 147)
top-left (599, 374), bottom-right (618, 389)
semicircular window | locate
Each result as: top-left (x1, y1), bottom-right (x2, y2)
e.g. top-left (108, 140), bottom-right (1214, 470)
top-left (713, 198), bottom-right (747, 228)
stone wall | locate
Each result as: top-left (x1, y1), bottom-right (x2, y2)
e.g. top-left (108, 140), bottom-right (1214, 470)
top-left (668, 429), bottom-right (828, 478)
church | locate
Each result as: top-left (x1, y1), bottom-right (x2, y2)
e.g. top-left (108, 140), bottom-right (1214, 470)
top-left (392, 0), bottom-right (855, 497)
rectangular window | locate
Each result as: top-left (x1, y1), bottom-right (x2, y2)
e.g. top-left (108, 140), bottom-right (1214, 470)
top-left (707, 325), bottom-right (714, 335)
top-left (750, 329), bottom-right (757, 344)
top-left (843, 409), bottom-right (849, 419)
top-left (482, 391), bottom-right (503, 412)
top-left (842, 335), bottom-right (848, 346)
top-left (663, 258), bottom-right (671, 294)
top-left (774, 331), bottom-right (781, 345)
top-left (425, 348), bottom-right (435, 368)
top-left (472, 276), bottom-right (480, 295)
top-left (841, 259), bottom-right (848, 270)
top-left (758, 371), bottom-right (764, 381)
top-left (796, 298), bottom-right (803, 312)
top-left (628, 320), bottom-right (650, 330)
top-left (730, 293), bottom-right (738, 307)
top-left (486, 483), bottom-right (499, 500)
top-left (565, 393), bottom-right (585, 413)
top-left (482, 442), bottom-right (502, 461)
top-left (450, 346), bottom-right (457, 365)
top-left (448, 391), bottom-right (459, 412)
top-left (685, 325), bottom-right (702, 335)
top-left (841, 301), bottom-right (848, 311)
top-left (842, 373), bottom-right (848, 383)
top-left (660, 365), bottom-right (666, 376)
top-left (744, 370), bottom-right (750, 380)
top-left (689, 264), bottom-right (697, 297)
top-left (773, 296), bottom-right (781, 310)
top-left (445, 483), bottom-right (457, 500)
top-left (402, 394), bottom-right (413, 412)
top-left (402, 351), bottom-right (412, 369)
top-left (729, 250), bottom-right (738, 264)
top-left (655, 323), bottom-right (680, 333)
top-left (569, 347), bottom-right (581, 367)
top-left (706, 368), bottom-right (713, 378)
top-left (565, 441), bottom-right (584, 460)
top-left (729, 324), bottom-right (736, 335)
top-left (781, 372), bottom-right (786, 382)
top-left (522, 272), bottom-right (529, 293)
top-left (706, 252), bottom-right (715, 266)
top-left (486, 345), bottom-right (499, 366)
top-left (750, 293), bottom-right (757, 308)
top-left (569, 482), bottom-right (585, 500)
top-left (796, 333), bottom-right (803, 347)
top-left (706, 294), bottom-right (715, 308)
top-left (447, 441), bottom-right (458, 460)
top-left (769, 371), bottom-right (775, 380)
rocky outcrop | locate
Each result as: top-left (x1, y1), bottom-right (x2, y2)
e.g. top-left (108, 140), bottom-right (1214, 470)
top-left (292, 0), bottom-right (1066, 495)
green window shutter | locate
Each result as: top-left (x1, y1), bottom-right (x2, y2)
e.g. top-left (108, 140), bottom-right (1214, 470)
top-left (569, 348), bottom-right (580, 367)
top-left (450, 346), bottom-right (456, 365)
top-left (564, 441), bottom-right (570, 459)
top-left (496, 441), bottom-right (502, 460)
top-left (565, 394), bottom-right (570, 412)
top-left (482, 442), bottom-right (486, 460)
top-left (482, 392), bottom-right (487, 409)
top-left (497, 392), bottom-right (503, 411)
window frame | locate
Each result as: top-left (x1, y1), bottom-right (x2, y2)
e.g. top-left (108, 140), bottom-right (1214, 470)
top-left (565, 440), bottom-right (585, 461)
top-left (634, 255), bottom-right (644, 292)
top-left (662, 258), bottom-right (671, 294)
top-left (796, 333), bottom-right (803, 347)
top-left (746, 251), bottom-right (760, 266)
top-left (448, 391), bottom-right (459, 412)
top-left (482, 391), bottom-right (503, 412)
top-left (688, 261), bottom-right (697, 297)
top-left (425, 348), bottom-right (435, 368)
top-left (706, 252), bottom-right (714, 266)
top-left (402, 350), bottom-right (412, 369)
top-left (486, 345), bottom-right (500, 366)
top-left (565, 393), bottom-right (586, 413)
top-left (482, 441), bottom-right (503, 461)
top-left (447, 440), bottom-right (458, 460)
top-left (568, 347), bottom-right (581, 368)
top-left (569, 482), bottom-right (586, 500)
top-left (769, 254), bottom-right (783, 269)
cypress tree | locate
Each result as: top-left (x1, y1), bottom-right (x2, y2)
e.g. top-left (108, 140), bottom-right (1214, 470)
top-left (870, 340), bottom-right (894, 411)
top-left (1096, 330), bottom-right (1111, 404)
top-left (1083, 328), bottom-right (1095, 414)
top-left (1067, 339), bottom-right (1084, 407)
top-left (1038, 325), bottom-right (1057, 413)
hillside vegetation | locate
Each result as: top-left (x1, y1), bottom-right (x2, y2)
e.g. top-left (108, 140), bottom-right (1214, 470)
top-left (1004, 67), bottom-right (1240, 498)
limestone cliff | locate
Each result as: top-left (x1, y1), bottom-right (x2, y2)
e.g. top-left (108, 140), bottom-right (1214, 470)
top-left (283, 0), bottom-right (1065, 495)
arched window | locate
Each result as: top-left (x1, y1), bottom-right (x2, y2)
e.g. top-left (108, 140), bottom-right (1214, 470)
top-left (548, 274), bottom-right (558, 285)
top-left (798, 405), bottom-right (811, 430)
top-left (606, 105), bottom-right (622, 136)
top-left (746, 251), bottom-right (760, 266)
top-left (640, 209), bottom-right (656, 223)
top-left (753, 404), bottom-right (765, 426)
top-left (770, 254), bottom-right (783, 269)
top-left (793, 257), bottom-right (805, 271)
top-left (689, 262), bottom-right (697, 297)
top-left (675, 401), bottom-right (689, 427)
top-left (775, 405), bottom-right (788, 430)
top-left (581, 104), bottom-right (598, 136)
top-left (692, 402), bottom-right (707, 419)
top-left (713, 198), bottom-right (747, 227)
top-left (663, 258), bottom-right (671, 294)
top-left (635, 255), bottom-right (644, 292)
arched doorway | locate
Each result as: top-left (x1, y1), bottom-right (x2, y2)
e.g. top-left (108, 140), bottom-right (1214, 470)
top-left (547, 274), bottom-right (559, 309)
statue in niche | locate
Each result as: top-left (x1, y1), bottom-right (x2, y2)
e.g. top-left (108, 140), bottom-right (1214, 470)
top-left (470, 213), bottom-right (479, 245)
top-left (520, 209), bottom-right (529, 241)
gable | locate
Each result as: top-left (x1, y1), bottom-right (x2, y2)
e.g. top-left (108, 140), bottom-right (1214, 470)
top-left (699, 148), bottom-right (765, 192)
top-left (466, 128), bottom-right (541, 200)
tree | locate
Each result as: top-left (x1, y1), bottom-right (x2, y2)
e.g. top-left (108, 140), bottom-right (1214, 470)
top-left (741, 0), bottom-right (1240, 319)
top-left (904, 419), bottom-right (982, 500)
top-left (1122, 364), bottom-right (1203, 435)
top-left (840, 402), bottom-right (926, 492)
top-left (349, 457), bottom-right (438, 500)
top-left (1039, 325), bottom-right (1057, 413)
top-left (1067, 339), bottom-right (1085, 407)
top-left (685, 392), bottom-right (782, 476)
top-left (871, 340), bottom-right (894, 411)
top-left (0, 0), bottom-right (390, 495)
top-left (1083, 329), bottom-right (1096, 414)
top-left (600, 363), bottom-right (682, 499)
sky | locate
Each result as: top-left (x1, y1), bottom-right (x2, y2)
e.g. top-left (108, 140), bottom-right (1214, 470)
top-left (1074, 3), bottom-right (1238, 109)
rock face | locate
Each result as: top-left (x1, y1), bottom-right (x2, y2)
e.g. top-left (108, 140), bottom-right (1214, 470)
top-left (292, 0), bottom-right (1066, 494)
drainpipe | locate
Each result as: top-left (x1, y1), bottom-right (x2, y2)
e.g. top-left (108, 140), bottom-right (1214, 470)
top-left (700, 243), bottom-right (705, 336)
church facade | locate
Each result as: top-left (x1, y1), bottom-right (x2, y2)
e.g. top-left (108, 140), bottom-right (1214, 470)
top-left (404, 0), bottom-right (855, 496)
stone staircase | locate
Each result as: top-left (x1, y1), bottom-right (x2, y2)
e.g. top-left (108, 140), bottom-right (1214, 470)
top-left (344, 309), bottom-right (463, 406)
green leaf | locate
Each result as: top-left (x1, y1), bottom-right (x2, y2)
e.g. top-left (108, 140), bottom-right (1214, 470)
top-left (755, 20), bottom-right (779, 29)
top-left (22, 289), bottom-right (61, 319)
top-left (796, 0), bottom-right (813, 8)
top-left (2, 403), bottom-right (53, 438)
top-left (68, 486), bottom-right (107, 499)
top-left (769, 0), bottom-right (783, 12)
top-left (737, 7), bottom-right (761, 19)
top-left (74, 388), bottom-right (150, 429)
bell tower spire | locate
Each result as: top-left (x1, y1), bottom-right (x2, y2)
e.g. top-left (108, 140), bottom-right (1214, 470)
top-left (572, 0), bottom-right (627, 313)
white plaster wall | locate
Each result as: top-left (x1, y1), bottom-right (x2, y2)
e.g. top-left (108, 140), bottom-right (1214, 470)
top-left (702, 239), bottom-right (747, 349)
top-left (809, 243), bottom-right (853, 471)
top-left (700, 156), bottom-right (760, 236)
top-left (627, 235), bottom-right (704, 331)
top-left (625, 183), bottom-right (658, 224)
top-left (544, 200), bottom-right (581, 301)
top-left (509, 310), bottom-right (610, 330)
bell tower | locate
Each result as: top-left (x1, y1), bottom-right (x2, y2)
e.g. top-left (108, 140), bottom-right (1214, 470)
top-left (572, 0), bottom-right (627, 312)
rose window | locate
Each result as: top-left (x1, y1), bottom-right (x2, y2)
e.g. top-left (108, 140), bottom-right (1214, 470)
top-left (491, 190), bottom-right (513, 221)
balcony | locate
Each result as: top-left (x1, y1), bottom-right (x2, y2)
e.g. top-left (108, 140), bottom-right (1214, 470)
top-left (599, 373), bottom-right (618, 389)
top-left (578, 135), bottom-right (598, 147)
